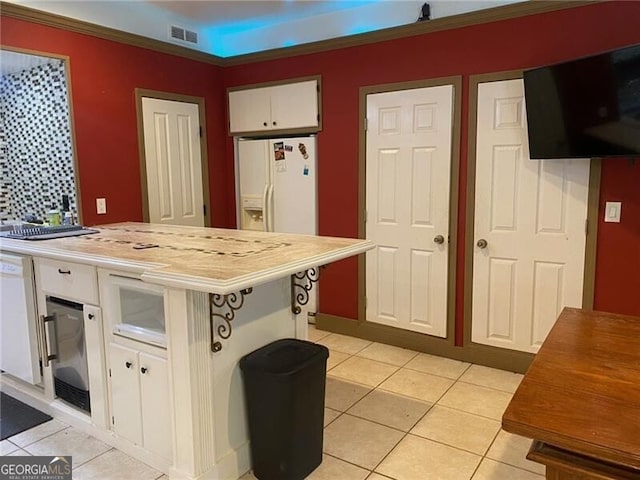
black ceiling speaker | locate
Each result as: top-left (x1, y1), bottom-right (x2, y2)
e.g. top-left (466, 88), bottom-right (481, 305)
top-left (417, 3), bottom-right (431, 22)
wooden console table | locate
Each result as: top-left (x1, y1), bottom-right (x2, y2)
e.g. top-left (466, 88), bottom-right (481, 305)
top-left (502, 308), bottom-right (640, 480)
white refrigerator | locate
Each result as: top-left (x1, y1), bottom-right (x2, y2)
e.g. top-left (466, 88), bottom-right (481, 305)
top-left (236, 136), bottom-right (318, 318)
top-left (237, 136), bottom-right (317, 234)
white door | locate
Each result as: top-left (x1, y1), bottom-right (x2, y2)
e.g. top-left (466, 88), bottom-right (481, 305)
top-left (472, 79), bottom-right (590, 353)
top-left (142, 97), bottom-right (205, 226)
top-left (366, 85), bottom-right (454, 337)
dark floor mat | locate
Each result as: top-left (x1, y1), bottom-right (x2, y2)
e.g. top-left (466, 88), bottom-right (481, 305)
top-left (0, 392), bottom-right (52, 440)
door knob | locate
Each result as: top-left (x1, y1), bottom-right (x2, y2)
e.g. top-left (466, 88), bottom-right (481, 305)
top-left (477, 239), bottom-right (488, 249)
top-left (263, 122), bottom-right (267, 127)
top-left (140, 367), bottom-right (148, 374)
top-left (125, 361), bottom-right (132, 369)
top-left (434, 235), bottom-right (445, 245)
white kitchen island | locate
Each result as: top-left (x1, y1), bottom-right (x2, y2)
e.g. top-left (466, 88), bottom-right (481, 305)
top-left (0, 222), bottom-right (373, 479)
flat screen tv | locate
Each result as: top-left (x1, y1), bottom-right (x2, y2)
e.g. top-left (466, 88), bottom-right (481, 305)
top-left (523, 43), bottom-right (640, 159)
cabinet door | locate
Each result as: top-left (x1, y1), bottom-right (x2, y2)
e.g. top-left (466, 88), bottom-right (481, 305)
top-left (0, 253), bottom-right (41, 385)
top-left (139, 352), bottom-right (171, 460)
top-left (109, 343), bottom-right (142, 445)
top-left (270, 80), bottom-right (319, 130)
top-left (229, 88), bottom-right (272, 133)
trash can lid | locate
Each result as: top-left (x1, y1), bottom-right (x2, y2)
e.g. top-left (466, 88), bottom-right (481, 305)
top-left (240, 338), bottom-right (329, 375)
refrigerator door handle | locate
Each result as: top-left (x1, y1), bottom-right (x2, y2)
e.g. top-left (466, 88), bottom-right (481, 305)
top-left (267, 184), bottom-right (275, 232)
top-left (262, 183), bottom-right (270, 232)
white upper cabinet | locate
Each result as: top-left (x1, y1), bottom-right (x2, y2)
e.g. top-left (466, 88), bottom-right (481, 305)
top-left (228, 79), bottom-right (320, 134)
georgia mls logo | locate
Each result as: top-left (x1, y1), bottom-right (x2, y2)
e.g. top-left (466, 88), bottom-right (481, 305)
top-left (0, 455), bottom-right (72, 480)
top-left (48, 457), bottom-right (71, 474)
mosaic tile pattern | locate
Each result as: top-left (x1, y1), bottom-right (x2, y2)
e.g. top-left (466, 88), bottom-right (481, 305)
top-left (0, 118), bottom-right (9, 221)
top-left (0, 60), bottom-right (76, 222)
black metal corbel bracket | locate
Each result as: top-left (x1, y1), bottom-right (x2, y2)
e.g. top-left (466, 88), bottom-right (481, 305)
top-left (209, 288), bottom-right (253, 352)
top-left (290, 267), bottom-right (324, 314)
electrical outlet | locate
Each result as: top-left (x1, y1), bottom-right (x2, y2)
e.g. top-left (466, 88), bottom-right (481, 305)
top-left (96, 198), bottom-right (107, 215)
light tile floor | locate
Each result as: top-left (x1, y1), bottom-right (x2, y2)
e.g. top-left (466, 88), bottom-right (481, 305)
top-left (1, 326), bottom-right (542, 480)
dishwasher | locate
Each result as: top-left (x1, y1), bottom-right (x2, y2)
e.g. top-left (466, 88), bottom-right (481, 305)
top-left (46, 296), bottom-right (91, 413)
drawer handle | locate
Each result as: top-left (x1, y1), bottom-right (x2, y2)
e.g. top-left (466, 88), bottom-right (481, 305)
top-left (57, 268), bottom-right (71, 275)
top-left (140, 367), bottom-right (148, 374)
top-left (125, 361), bottom-right (132, 369)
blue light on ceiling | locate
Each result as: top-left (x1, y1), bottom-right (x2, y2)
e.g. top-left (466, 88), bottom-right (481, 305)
top-left (200, 0), bottom-right (389, 57)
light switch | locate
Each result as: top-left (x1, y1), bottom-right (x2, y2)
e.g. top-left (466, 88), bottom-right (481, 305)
top-left (96, 198), bottom-right (107, 215)
top-left (604, 201), bottom-right (621, 223)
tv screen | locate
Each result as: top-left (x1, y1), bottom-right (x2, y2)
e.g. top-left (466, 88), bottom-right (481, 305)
top-left (524, 43), bottom-right (640, 159)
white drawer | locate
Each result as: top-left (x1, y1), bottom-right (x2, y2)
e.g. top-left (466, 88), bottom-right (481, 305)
top-left (35, 258), bottom-right (98, 304)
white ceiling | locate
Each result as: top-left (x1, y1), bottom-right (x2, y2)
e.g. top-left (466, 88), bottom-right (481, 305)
top-left (5, 1), bottom-right (523, 58)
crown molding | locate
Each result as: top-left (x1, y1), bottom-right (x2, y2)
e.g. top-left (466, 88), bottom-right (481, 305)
top-left (222, 1), bottom-right (599, 65)
top-left (1, 1), bottom-right (599, 67)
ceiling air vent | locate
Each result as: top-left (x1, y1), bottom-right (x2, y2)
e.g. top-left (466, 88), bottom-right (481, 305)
top-left (169, 25), bottom-right (198, 45)
top-left (170, 25), bottom-right (185, 41)
top-left (185, 30), bottom-right (198, 44)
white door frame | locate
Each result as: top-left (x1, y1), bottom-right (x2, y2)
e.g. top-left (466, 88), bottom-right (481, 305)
top-left (463, 71), bottom-right (601, 354)
top-left (135, 89), bottom-right (211, 226)
top-left (358, 76), bottom-right (462, 346)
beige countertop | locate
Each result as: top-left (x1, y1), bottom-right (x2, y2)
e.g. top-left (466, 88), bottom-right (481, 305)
top-left (0, 222), bottom-right (373, 294)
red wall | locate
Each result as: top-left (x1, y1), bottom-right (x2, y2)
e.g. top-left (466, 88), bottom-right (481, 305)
top-left (0, 17), bottom-right (231, 227)
top-left (222, 1), bottom-right (640, 330)
top-left (595, 159), bottom-right (640, 316)
top-left (2, 2), bottom-right (639, 337)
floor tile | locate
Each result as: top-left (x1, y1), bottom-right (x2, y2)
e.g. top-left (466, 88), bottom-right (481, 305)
top-left (356, 343), bottom-right (419, 367)
top-left (323, 414), bottom-right (404, 470)
top-left (327, 349), bottom-right (351, 371)
top-left (329, 356), bottom-right (399, 387)
top-left (472, 458), bottom-right (544, 480)
top-left (1, 439), bottom-right (19, 455)
top-left (308, 325), bottom-right (332, 342)
top-left (410, 405), bottom-right (501, 455)
top-left (459, 365), bottom-right (523, 393)
top-left (405, 353), bottom-right (471, 380)
top-left (325, 377), bottom-right (372, 412)
top-left (307, 454), bottom-right (370, 480)
top-left (324, 408), bottom-right (341, 427)
top-left (379, 368), bottom-right (454, 403)
top-left (238, 473), bottom-right (256, 480)
top-left (376, 434), bottom-right (481, 480)
top-left (437, 382), bottom-right (512, 420)
top-left (24, 427), bottom-right (111, 467)
top-left (8, 419), bottom-right (69, 447)
top-left (72, 448), bottom-right (163, 480)
top-left (348, 389), bottom-right (431, 432)
top-left (486, 430), bottom-right (545, 475)
top-left (4, 448), bottom-right (32, 456)
top-left (317, 333), bottom-right (372, 355)
top-left (367, 474), bottom-right (394, 480)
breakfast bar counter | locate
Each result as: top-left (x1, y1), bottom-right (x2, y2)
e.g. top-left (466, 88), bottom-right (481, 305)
top-left (502, 308), bottom-right (640, 480)
top-left (0, 222), bottom-right (373, 479)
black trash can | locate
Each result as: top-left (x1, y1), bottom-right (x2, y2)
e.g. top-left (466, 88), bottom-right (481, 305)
top-left (239, 338), bottom-right (329, 480)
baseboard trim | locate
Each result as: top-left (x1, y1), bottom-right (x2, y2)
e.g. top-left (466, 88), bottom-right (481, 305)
top-left (316, 313), bottom-right (533, 373)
